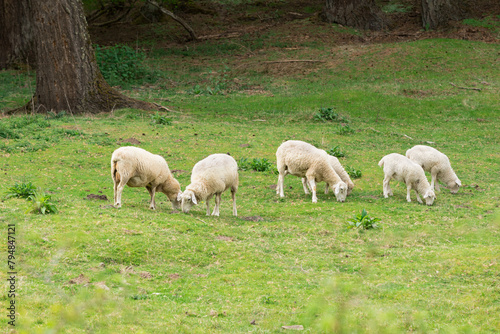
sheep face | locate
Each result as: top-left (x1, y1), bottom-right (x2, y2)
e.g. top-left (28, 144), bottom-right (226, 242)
top-left (423, 190), bottom-right (436, 206)
top-left (180, 190), bottom-right (198, 213)
top-left (334, 182), bottom-right (348, 202)
top-left (448, 179), bottom-right (461, 194)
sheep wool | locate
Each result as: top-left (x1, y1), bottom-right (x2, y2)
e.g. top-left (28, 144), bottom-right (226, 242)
top-left (378, 153), bottom-right (436, 205)
top-left (180, 154), bottom-right (238, 216)
top-left (111, 146), bottom-right (181, 210)
top-left (406, 145), bottom-right (461, 193)
top-left (276, 140), bottom-right (347, 203)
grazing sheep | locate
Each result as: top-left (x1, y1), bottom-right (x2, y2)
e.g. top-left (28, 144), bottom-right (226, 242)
top-left (276, 140), bottom-right (348, 203)
top-left (378, 153), bottom-right (436, 205)
top-left (111, 146), bottom-right (181, 210)
top-left (180, 154), bottom-right (238, 216)
top-left (302, 154), bottom-right (355, 196)
top-left (406, 145), bottom-right (461, 193)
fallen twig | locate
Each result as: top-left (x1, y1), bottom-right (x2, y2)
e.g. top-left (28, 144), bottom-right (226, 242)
top-left (450, 82), bottom-right (482, 91)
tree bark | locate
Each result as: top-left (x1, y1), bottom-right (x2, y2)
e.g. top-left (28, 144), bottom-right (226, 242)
top-left (0, 0), bottom-right (35, 69)
top-left (421, 0), bottom-right (465, 30)
top-left (3, 0), bottom-right (154, 114)
top-left (324, 0), bottom-right (387, 31)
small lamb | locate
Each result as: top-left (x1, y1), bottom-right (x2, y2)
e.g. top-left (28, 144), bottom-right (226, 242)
top-left (180, 153), bottom-right (238, 216)
top-left (111, 146), bottom-right (181, 210)
top-left (302, 154), bottom-right (355, 196)
top-left (276, 140), bottom-right (348, 203)
top-left (406, 145), bottom-right (461, 193)
top-left (378, 153), bottom-right (436, 205)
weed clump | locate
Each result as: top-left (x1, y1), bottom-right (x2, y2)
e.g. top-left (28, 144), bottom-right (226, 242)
top-left (151, 112), bottom-right (172, 125)
top-left (347, 209), bottom-right (380, 230)
top-left (314, 107), bottom-right (349, 123)
top-left (345, 166), bottom-right (362, 179)
top-left (327, 145), bottom-right (345, 158)
top-left (5, 182), bottom-right (58, 214)
top-left (95, 44), bottom-right (158, 87)
top-left (239, 158), bottom-right (273, 172)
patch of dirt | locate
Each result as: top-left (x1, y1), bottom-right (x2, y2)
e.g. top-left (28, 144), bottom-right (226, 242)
top-left (86, 194), bottom-right (108, 200)
top-left (119, 137), bottom-right (141, 145)
top-left (68, 274), bottom-right (89, 285)
top-left (140, 271), bottom-right (153, 279)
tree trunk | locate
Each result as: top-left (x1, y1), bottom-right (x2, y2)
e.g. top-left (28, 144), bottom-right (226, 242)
top-left (0, 0), bottom-right (35, 69)
top-left (4, 0), bottom-right (154, 114)
top-left (324, 0), bottom-right (387, 31)
top-left (421, 0), bottom-right (465, 30)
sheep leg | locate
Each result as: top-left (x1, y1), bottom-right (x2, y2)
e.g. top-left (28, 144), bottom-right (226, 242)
top-left (307, 176), bottom-right (318, 203)
top-left (231, 187), bottom-right (237, 216)
top-left (206, 199), bottom-right (210, 216)
top-left (301, 178), bottom-right (310, 194)
top-left (324, 183), bottom-right (329, 194)
top-left (415, 190), bottom-right (423, 204)
top-left (431, 168), bottom-right (440, 192)
top-left (212, 193), bottom-right (221, 216)
top-left (277, 173), bottom-right (285, 198)
top-left (382, 175), bottom-right (392, 198)
top-left (146, 185), bottom-right (156, 210)
top-left (114, 174), bottom-right (129, 208)
top-left (406, 184), bottom-right (413, 202)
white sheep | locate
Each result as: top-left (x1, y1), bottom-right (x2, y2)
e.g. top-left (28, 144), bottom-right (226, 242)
top-left (378, 153), bottom-right (436, 205)
top-left (276, 140), bottom-right (348, 203)
top-left (406, 145), bottom-right (461, 193)
top-left (111, 146), bottom-right (181, 210)
top-left (180, 154), bottom-right (238, 216)
top-left (301, 154), bottom-right (355, 196)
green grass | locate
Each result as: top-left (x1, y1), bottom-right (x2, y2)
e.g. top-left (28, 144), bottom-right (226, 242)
top-left (1, 36), bottom-right (500, 333)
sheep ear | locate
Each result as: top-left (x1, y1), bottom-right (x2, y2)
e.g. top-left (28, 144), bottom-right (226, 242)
top-left (177, 191), bottom-right (182, 201)
top-left (191, 193), bottom-right (197, 204)
top-left (456, 179), bottom-right (462, 186)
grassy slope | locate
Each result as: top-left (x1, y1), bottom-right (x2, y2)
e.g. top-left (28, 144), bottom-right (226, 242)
top-left (1, 37), bottom-right (499, 333)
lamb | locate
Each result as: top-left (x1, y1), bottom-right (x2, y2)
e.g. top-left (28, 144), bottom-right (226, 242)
top-left (111, 146), bottom-right (181, 210)
top-left (378, 153), bottom-right (436, 205)
top-left (406, 145), bottom-right (461, 194)
top-left (180, 153), bottom-right (238, 216)
top-left (301, 153), bottom-right (354, 196)
top-left (276, 140), bottom-right (348, 203)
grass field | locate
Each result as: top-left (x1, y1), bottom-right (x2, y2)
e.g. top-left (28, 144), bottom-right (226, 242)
top-left (1, 36), bottom-right (499, 333)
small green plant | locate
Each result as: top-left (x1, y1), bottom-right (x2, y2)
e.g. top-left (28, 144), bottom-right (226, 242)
top-left (327, 145), bottom-right (345, 158)
top-left (95, 44), bottom-right (154, 86)
top-left (347, 209), bottom-right (380, 230)
top-left (151, 112), bottom-right (172, 126)
top-left (0, 124), bottom-right (19, 139)
top-left (345, 166), bottom-right (362, 179)
top-left (314, 107), bottom-right (349, 123)
top-left (239, 158), bottom-right (273, 172)
top-left (26, 190), bottom-right (58, 215)
top-left (336, 124), bottom-right (355, 135)
top-left (5, 181), bottom-right (37, 199)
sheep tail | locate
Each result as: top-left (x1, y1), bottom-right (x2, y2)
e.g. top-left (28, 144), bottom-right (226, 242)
top-left (111, 158), bottom-right (121, 183)
top-left (378, 157), bottom-right (385, 167)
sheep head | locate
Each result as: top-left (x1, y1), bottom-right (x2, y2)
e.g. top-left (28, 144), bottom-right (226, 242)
top-left (448, 179), bottom-right (461, 194)
top-left (333, 182), bottom-right (348, 202)
top-left (180, 189), bottom-right (198, 213)
top-left (423, 190), bottom-right (436, 206)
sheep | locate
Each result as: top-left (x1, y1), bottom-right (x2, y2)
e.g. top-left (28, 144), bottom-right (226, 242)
top-left (111, 146), bottom-right (181, 210)
top-left (276, 140), bottom-right (348, 203)
top-left (406, 145), bottom-right (461, 194)
top-left (301, 153), bottom-right (355, 196)
top-left (180, 154), bottom-right (238, 216)
top-left (378, 153), bottom-right (436, 205)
